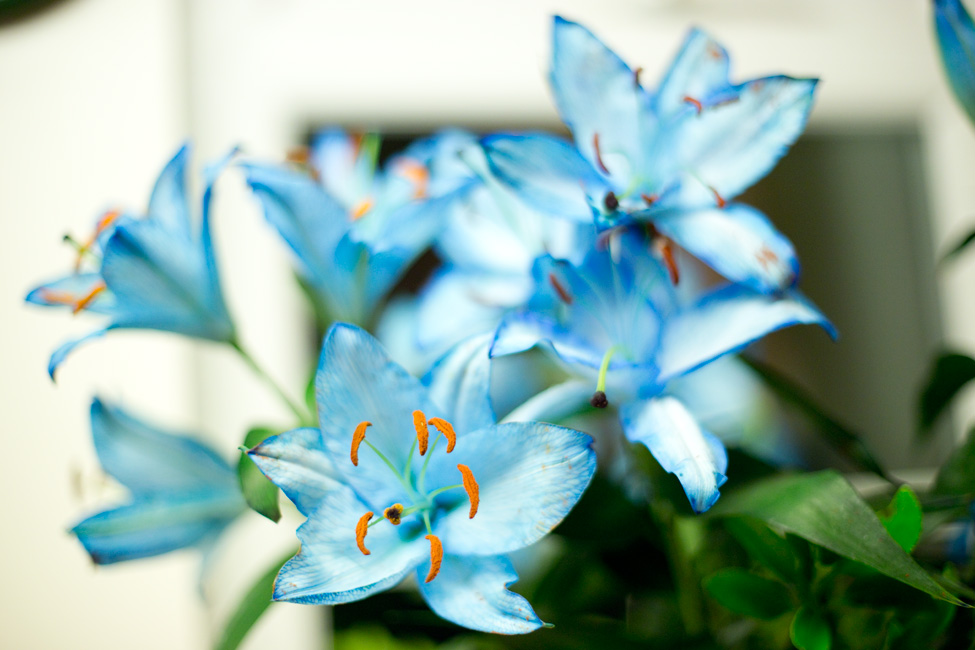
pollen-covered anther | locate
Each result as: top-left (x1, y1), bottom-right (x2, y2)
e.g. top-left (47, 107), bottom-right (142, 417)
top-left (413, 410), bottom-right (429, 455)
top-left (383, 503), bottom-right (404, 525)
top-left (604, 191), bottom-right (620, 212)
top-left (351, 421), bottom-right (371, 466)
top-left (351, 197), bottom-right (373, 220)
top-left (395, 159), bottom-right (429, 199)
top-left (285, 146), bottom-right (310, 166)
top-left (653, 237), bottom-right (680, 286)
top-left (548, 273), bottom-right (573, 306)
top-left (641, 193), bottom-right (658, 207)
top-left (428, 417), bottom-right (456, 453)
top-left (682, 95), bottom-right (703, 114)
top-left (709, 186), bottom-right (728, 209)
top-left (424, 534), bottom-right (443, 583)
top-left (72, 282), bottom-right (107, 315)
top-left (592, 133), bottom-right (610, 174)
top-left (355, 511), bottom-right (374, 555)
top-left (457, 464), bottom-right (480, 519)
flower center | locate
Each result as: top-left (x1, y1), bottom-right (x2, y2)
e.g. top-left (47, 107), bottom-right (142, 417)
top-left (350, 409), bottom-right (479, 582)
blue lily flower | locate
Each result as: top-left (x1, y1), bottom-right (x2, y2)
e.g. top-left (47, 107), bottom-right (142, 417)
top-left (247, 324), bottom-right (596, 633)
top-left (241, 129), bottom-right (477, 327)
top-left (72, 399), bottom-right (245, 564)
top-left (490, 233), bottom-right (835, 512)
top-left (482, 17), bottom-right (817, 294)
top-left (26, 145), bottom-right (236, 378)
top-left (934, 0), bottom-right (975, 126)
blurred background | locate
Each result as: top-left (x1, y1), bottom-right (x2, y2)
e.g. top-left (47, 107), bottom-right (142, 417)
top-left (4, 0), bottom-right (975, 647)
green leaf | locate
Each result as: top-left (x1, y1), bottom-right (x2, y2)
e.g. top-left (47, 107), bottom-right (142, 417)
top-left (213, 549), bottom-right (294, 650)
top-left (238, 427), bottom-right (281, 523)
top-left (711, 471), bottom-right (964, 605)
top-left (941, 227), bottom-right (975, 265)
top-left (933, 427), bottom-right (975, 496)
top-left (703, 568), bottom-right (793, 620)
top-left (725, 516), bottom-right (802, 584)
top-left (919, 353), bottom-right (975, 431)
top-left (877, 486), bottom-right (922, 553)
top-left (790, 606), bottom-right (831, 650)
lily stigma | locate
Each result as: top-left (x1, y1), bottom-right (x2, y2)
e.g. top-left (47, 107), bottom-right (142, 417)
top-left (350, 410), bottom-right (478, 583)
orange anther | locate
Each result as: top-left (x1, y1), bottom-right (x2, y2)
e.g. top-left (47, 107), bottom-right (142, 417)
top-left (683, 96), bottom-right (703, 114)
top-left (709, 186), bottom-right (727, 209)
top-left (413, 410), bottom-right (429, 455)
top-left (37, 289), bottom-right (76, 307)
top-left (350, 198), bottom-right (373, 220)
top-left (396, 159), bottom-right (429, 199)
top-left (428, 417), bottom-right (456, 453)
top-left (285, 146), bottom-right (311, 166)
top-left (355, 511), bottom-right (374, 555)
top-left (72, 282), bottom-right (107, 314)
top-left (457, 464), bottom-right (479, 519)
top-left (424, 534), bottom-right (443, 583)
top-left (641, 193), bottom-right (659, 207)
top-left (351, 421), bottom-right (371, 466)
top-left (383, 503), bottom-right (404, 525)
top-left (548, 273), bottom-right (573, 306)
top-left (94, 210), bottom-right (121, 236)
top-left (653, 238), bottom-right (680, 286)
top-left (592, 133), bottom-right (610, 174)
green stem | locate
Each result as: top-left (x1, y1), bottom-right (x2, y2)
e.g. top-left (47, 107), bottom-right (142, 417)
top-left (596, 345), bottom-right (622, 393)
top-left (426, 483), bottom-right (463, 500)
top-left (651, 501), bottom-right (705, 637)
top-left (418, 433), bottom-right (442, 494)
top-left (231, 341), bottom-right (312, 425)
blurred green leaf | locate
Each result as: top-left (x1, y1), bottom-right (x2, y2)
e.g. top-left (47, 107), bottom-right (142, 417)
top-left (237, 427), bottom-right (281, 523)
top-left (213, 549), bottom-right (293, 650)
top-left (941, 228), bottom-right (975, 266)
top-left (790, 606), bottom-right (831, 650)
top-left (725, 517), bottom-right (803, 585)
top-left (919, 353), bottom-right (975, 431)
top-left (712, 471), bottom-right (964, 605)
top-left (703, 568), bottom-right (793, 620)
top-left (933, 428), bottom-right (975, 496)
top-left (877, 486), bottom-right (922, 553)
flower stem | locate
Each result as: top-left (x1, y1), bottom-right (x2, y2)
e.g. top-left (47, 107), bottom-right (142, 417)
top-left (231, 340), bottom-right (313, 426)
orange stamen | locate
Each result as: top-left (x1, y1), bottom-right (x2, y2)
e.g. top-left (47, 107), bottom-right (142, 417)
top-left (653, 238), bottom-right (680, 286)
top-left (355, 511), bottom-right (374, 555)
top-left (548, 273), bottom-right (573, 305)
top-left (285, 146), bottom-right (311, 166)
top-left (709, 186), bottom-right (727, 209)
top-left (396, 159), bottom-right (429, 199)
top-left (74, 210), bottom-right (121, 271)
top-left (350, 198), bottom-right (373, 220)
top-left (351, 421), bottom-right (371, 466)
top-left (428, 417), bottom-right (456, 453)
top-left (383, 503), bottom-right (404, 525)
top-left (641, 193), bottom-right (659, 207)
top-left (424, 534), bottom-right (443, 583)
top-left (72, 282), bottom-right (106, 314)
top-left (37, 289), bottom-right (77, 307)
top-left (592, 133), bottom-right (610, 174)
top-left (413, 410), bottom-right (429, 455)
top-left (683, 96), bottom-right (703, 114)
top-left (457, 464), bottom-right (479, 519)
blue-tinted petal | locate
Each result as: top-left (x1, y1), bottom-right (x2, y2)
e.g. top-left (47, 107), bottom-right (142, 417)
top-left (491, 310), bottom-right (605, 370)
top-left (26, 273), bottom-right (117, 315)
top-left (147, 144), bottom-right (192, 238)
top-left (935, 0), bottom-right (975, 125)
top-left (273, 483), bottom-right (427, 604)
top-left (315, 324), bottom-right (441, 510)
top-left (620, 396), bottom-right (728, 513)
top-left (71, 491), bottom-right (242, 564)
top-left (481, 133), bottom-right (606, 222)
top-left (655, 28), bottom-right (731, 118)
top-left (656, 285), bottom-right (836, 383)
top-left (653, 203), bottom-right (799, 293)
top-left (198, 149), bottom-right (236, 332)
top-left (91, 398), bottom-right (237, 496)
top-left (550, 16), bottom-right (653, 187)
top-left (422, 332), bottom-right (496, 433)
top-left (501, 379), bottom-right (593, 424)
top-left (427, 421), bottom-right (596, 555)
top-left (48, 327), bottom-right (109, 380)
top-left (417, 554), bottom-right (543, 634)
top-left (309, 128), bottom-right (379, 208)
top-left (248, 427), bottom-right (341, 517)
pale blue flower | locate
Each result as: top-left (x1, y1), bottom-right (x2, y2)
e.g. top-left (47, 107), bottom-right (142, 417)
top-left (935, 0), bottom-right (975, 126)
top-left (248, 325), bottom-right (596, 633)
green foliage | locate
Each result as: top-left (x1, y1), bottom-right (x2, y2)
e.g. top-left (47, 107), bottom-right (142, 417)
top-left (790, 606), bottom-right (831, 650)
top-left (725, 517), bottom-right (807, 585)
top-left (213, 550), bottom-right (294, 650)
top-left (237, 427), bottom-right (282, 523)
top-left (919, 353), bottom-right (975, 432)
top-left (704, 568), bottom-right (794, 620)
top-left (933, 427), bottom-right (975, 496)
top-left (877, 486), bottom-right (923, 553)
top-left (941, 227), bottom-right (975, 265)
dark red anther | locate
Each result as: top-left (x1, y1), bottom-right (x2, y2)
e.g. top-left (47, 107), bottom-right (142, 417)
top-left (592, 133), bottom-right (610, 174)
top-left (682, 96), bottom-right (703, 114)
top-left (549, 273), bottom-right (573, 305)
top-left (604, 191), bottom-right (620, 212)
top-left (641, 193), bottom-right (658, 207)
top-left (709, 186), bottom-right (727, 209)
top-left (653, 238), bottom-right (680, 286)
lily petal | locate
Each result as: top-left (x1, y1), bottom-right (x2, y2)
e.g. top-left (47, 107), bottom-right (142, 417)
top-left (655, 28), bottom-right (731, 118)
top-left (620, 396), bottom-right (728, 513)
top-left (652, 203), bottom-right (799, 293)
top-left (47, 327), bottom-right (109, 380)
top-left (147, 143), bottom-right (192, 238)
top-left (26, 272), bottom-right (117, 315)
top-left (417, 554), bottom-right (544, 634)
top-left (935, 0), bottom-right (975, 126)
top-left (247, 427), bottom-right (341, 517)
top-left (423, 332), bottom-right (496, 434)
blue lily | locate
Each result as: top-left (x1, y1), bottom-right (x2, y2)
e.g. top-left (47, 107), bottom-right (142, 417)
top-left (241, 129), bottom-right (477, 327)
top-left (248, 324), bottom-right (596, 633)
top-left (934, 0), bottom-right (975, 126)
top-left (482, 17), bottom-right (816, 294)
top-left (72, 399), bottom-right (245, 564)
top-left (490, 232), bottom-right (835, 512)
top-left (26, 145), bottom-right (236, 378)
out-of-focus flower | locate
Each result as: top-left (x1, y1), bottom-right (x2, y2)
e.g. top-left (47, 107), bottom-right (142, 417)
top-left (491, 233), bottom-right (834, 512)
top-left (934, 0), bottom-right (975, 126)
top-left (241, 129), bottom-right (477, 328)
top-left (248, 325), bottom-right (596, 633)
top-left (483, 17), bottom-right (816, 294)
top-left (26, 145), bottom-right (236, 378)
top-left (72, 399), bottom-right (245, 564)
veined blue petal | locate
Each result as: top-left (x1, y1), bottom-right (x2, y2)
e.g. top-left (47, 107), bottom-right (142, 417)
top-left (309, 128), bottom-right (378, 208)
top-left (550, 16), bottom-right (653, 187)
top-left (428, 421), bottom-right (596, 555)
top-left (422, 332), bottom-right (496, 434)
top-left (199, 148), bottom-right (237, 334)
top-left (248, 427), bottom-right (341, 517)
top-left (273, 483), bottom-right (427, 604)
top-left (653, 203), bottom-right (799, 293)
top-left (655, 28), bottom-right (731, 119)
top-left (935, 0), bottom-right (975, 126)
top-left (656, 285), bottom-right (836, 383)
top-left (71, 491), bottom-right (243, 564)
top-left (491, 310), bottom-right (606, 370)
top-left (48, 327), bottom-right (110, 379)
top-left (315, 324), bottom-right (442, 511)
top-left (91, 399), bottom-right (237, 496)
top-left (620, 396), bottom-right (728, 513)
top-left (26, 273), bottom-right (117, 315)
top-left (481, 133), bottom-right (606, 223)
top-left (417, 554), bottom-right (543, 634)
top-left (501, 379), bottom-right (593, 424)
top-left (147, 143), bottom-right (192, 238)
